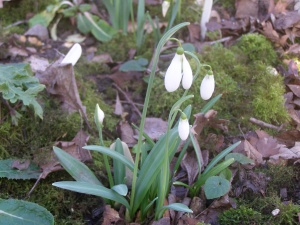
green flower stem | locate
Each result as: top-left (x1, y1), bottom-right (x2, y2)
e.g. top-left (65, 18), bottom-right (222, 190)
top-left (98, 128), bottom-right (114, 188)
top-left (129, 22), bottom-right (190, 219)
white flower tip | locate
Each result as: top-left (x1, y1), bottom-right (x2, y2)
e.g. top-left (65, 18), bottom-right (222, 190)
top-left (271, 209), bottom-right (280, 216)
top-left (95, 104), bottom-right (105, 124)
top-left (178, 118), bottom-right (190, 140)
top-left (162, 1), bottom-right (170, 17)
top-left (61, 43), bottom-right (82, 66)
top-left (200, 74), bottom-right (215, 100)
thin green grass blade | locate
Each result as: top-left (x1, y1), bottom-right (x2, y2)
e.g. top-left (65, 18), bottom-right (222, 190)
top-left (202, 141), bottom-right (241, 175)
top-left (200, 94), bottom-right (222, 114)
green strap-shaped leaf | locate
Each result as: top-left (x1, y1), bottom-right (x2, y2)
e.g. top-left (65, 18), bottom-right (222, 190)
top-left (83, 145), bottom-right (135, 171)
top-left (53, 146), bottom-right (102, 185)
top-left (113, 139), bottom-right (126, 185)
top-left (111, 184), bottom-right (128, 196)
top-left (0, 199), bottom-right (54, 225)
top-left (52, 181), bottom-right (130, 209)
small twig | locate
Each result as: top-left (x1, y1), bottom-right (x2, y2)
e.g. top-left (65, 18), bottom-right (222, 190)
top-left (208, 36), bottom-right (233, 45)
top-left (27, 173), bottom-right (43, 197)
top-left (120, 100), bottom-right (144, 107)
top-left (112, 83), bottom-right (142, 118)
top-left (249, 117), bottom-right (284, 131)
top-left (4, 20), bottom-right (27, 30)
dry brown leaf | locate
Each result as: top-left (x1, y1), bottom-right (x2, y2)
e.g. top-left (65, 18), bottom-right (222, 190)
top-left (34, 130), bottom-right (91, 179)
top-left (35, 61), bottom-right (90, 128)
top-left (24, 24), bottom-right (49, 41)
top-left (141, 118), bottom-right (168, 141)
top-left (181, 150), bottom-right (201, 185)
top-left (269, 142), bottom-right (300, 164)
top-left (118, 121), bottom-right (136, 147)
top-left (288, 84), bottom-right (300, 98)
top-left (91, 53), bottom-right (113, 63)
top-left (114, 92), bottom-right (123, 116)
top-left (274, 0), bottom-right (293, 13)
top-left (235, 0), bottom-right (259, 19)
top-left (102, 205), bottom-right (122, 225)
top-left (244, 140), bottom-right (264, 165)
top-left (255, 135), bottom-right (279, 158)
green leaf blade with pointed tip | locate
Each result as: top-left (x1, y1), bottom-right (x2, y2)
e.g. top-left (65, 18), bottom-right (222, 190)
top-left (52, 181), bottom-right (130, 209)
top-left (53, 146), bottom-right (102, 186)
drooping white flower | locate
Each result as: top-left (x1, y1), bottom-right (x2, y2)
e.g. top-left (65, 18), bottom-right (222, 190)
top-left (95, 104), bottom-right (105, 128)
top-left (200, 74), bottom-right (215, 100)
top-left (162, 0), bottom-right (170, 17)
top-left (164, 53), bottom-right (183, 92)
top-left (181, 54), bottom-right (193, 89)
top-left (61, 43), bottom-right (82, 66)
top-left (178, 116), bottom-right (190, 141)
top-left (164, 47), bottom-right (193, 92)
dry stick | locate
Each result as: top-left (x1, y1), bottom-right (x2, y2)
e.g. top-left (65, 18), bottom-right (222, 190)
top-left (112, 83), bottom-right (142, 118)
top-left (249, 117), bottom-right (284, 131)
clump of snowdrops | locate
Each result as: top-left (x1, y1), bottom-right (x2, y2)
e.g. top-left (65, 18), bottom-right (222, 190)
top-left (52, 22), bottom-right (242, 222)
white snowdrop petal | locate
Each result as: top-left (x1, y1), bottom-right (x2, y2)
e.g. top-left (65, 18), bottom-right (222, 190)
top-left (178, 118), bottom-right (190, 141)
top-left (164, 54), bottom-right (183, 92)
top-left (162, 1), bottom-right (170, 17)
top-left (200, 0), bottom-right (213, 40)
top-left (95, 104), bottom-right (105, 124)
top-left (271, 209), bottom-right (280, 216)
top-left (200, 74), bottom-right (215, 100)
top-left (61, 43), bottom-right (82, 66)
top-left (182, 54), bottom-right (193, 89)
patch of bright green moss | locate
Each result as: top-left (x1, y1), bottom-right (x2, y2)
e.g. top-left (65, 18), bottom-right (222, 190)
top-left (218, 206), bottom-right (263, 225)
top-left (241, 193), bottom-right (300, 225)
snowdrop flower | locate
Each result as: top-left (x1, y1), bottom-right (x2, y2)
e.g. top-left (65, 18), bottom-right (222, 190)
top-left (200, 74), bottom-right (215, 100)
top-left (95, 104), bottom-right (105, 129)
top-left (164, 47), bottom-right (193, 92)
top-left (178, 113), bottom-right (190, 141)
top-left (61, 43), bottom-right (82, 66)
top-left (162, 0), bottom-right (170, 17)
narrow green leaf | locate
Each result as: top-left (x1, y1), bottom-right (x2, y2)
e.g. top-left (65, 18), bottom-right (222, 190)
top-left (204, 176), bottom-right (230, 199)
top-left (52, 181), bottom-right (130, 209)
top-left (79, 4), bottom-right (91, 13)
top-left (113, 139), bottom-right (125, 185)
top-left (53, 146), bottom-right (102, 185)
top-left (200, 94), bottom-right (222, 114)
top-left (83, 145), bottom-right (134, 171)
top-left (77, 13), bottom-right (91, 34)
top-left (162, 203), bottom-right (193, 213)
top-left (203, 141), bottom-right (241, 175)
top-left (225, 153), bottom-right (253, 165)
top-left (133, 128), bottom-right (180, 214)
top-left (194, 158), bottom-right (235, 190)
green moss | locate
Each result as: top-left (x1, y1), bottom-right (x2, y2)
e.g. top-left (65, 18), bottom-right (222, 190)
top-left (242, 194), bottom-right (300, 225)
top-left (0, 0), bottom-right (57, 26)
top-left (218, 206), bottom-right (263, 225)
top-left (255, 165), bottom-right (295, 193)
top-left (236, 33), bottom-right (278, 65)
